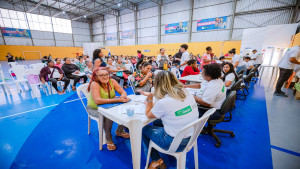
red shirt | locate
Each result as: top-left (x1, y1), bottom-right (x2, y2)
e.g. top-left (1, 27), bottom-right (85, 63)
top-left (180, 65), bottom-right (200, 84)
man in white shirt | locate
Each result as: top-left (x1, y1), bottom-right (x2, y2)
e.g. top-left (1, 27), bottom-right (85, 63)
top-left (274, 46), bottom-right (300, 97)
top-left (177, 44), bottom-right (190, 74)
top-left (244, 56), bottom-right (254, 75)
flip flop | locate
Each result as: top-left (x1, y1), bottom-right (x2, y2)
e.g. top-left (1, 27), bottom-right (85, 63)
top-left (115, 131), bottom-right (130, 138)
top-left (107, 142), bottom-right (116, 151)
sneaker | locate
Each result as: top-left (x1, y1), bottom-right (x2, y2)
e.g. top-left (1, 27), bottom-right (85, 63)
top-left (274, 91), bottom-right (288, 97)
top-left (279, 91), bottom-right (286, 95)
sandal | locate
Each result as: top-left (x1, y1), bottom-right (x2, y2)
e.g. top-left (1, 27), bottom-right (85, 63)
top-left (115, 131), bottom-right (130, 138)
top-left (107, 141), bottom-right (116, 151)
top-left (148, 159), bottom-right (166, 169)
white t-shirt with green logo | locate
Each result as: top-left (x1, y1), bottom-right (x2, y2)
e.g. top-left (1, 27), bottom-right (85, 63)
top-left (151, 91), bottom-right (199, 138)
top-left (196, 78), bottom-right (226, 109)
top-left (232, 54), bottom-right (246, 67)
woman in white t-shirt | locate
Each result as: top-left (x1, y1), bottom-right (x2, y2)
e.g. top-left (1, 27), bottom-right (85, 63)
top-left (184, 63), bottom-right (226, 119)
top-left (229, 48), bottom-right (246, 74)
top-left (221, 62), bottom-right (238, 94)
top-left (139, 70), bottom-right (198, 169)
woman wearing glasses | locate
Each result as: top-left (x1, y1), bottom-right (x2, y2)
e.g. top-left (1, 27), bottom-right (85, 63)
top-left (87, 67), bottom-right (130, 151)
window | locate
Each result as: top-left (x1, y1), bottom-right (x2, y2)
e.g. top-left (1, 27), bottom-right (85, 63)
top-left (0, 8), bottom-right (72, 34)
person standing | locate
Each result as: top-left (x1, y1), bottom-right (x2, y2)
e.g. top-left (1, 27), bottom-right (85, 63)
top-left (177, 44), bottom-right (190, 74)
top-left (136, 50), bottom-right (145, 70)
top-left (6, 53), bottom-right (15, 62)
top-left (201, 46), bottom-right (214, 69)
top-left (274, 46), bottom-right (300, 97)
top-left (250, 49), bottom-right (262, 77)
top-left (173, 49), bottom-right (182, 66)
top-left (156, 48), bottom-right (169, 70)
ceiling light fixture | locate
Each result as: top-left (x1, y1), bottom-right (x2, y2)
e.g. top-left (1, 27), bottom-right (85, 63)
top-left (83, 15), bottom-right (87, 18)
top-left (117, 3), bottom-right (121, 7)
top-left (62, 11), bottom-right (66, 14)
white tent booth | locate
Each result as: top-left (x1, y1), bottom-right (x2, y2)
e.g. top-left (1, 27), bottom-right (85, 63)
top-left (240, 23), bottom-right (298, 78)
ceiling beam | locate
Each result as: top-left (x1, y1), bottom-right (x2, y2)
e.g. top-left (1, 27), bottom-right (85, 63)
top-left (101, 0), bottom-right (137, 11)
top-left (26, 0), bottom-right (45, 13)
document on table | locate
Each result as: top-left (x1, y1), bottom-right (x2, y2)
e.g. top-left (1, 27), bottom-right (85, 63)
top-left (185, 88), bottom-right (199, 95)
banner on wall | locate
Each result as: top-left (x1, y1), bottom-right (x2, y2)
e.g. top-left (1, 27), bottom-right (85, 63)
top-left (197, 16), bottom-right (227, 31)
top-left (1, 27), bottom-right (31, 38)
top-left (121, 29), bottom-right (135, 39)
top-left (165, 22), bottom-right (188, 34)
top-left (106, 32), bottom-right (117, 41)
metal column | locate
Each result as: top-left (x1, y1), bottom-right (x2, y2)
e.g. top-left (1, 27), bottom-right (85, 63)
top-left (188, 0), bottom-right (194, 42)
top-left (102, 20), bottom-right (106, 46)
top-left (158, 0), bottom-right (162, 44)
top-left (229, 0), bottom-right (237, 40)
top-left (116, 12), bottom-right (120, 46)
top-left (134, 8), bottom-right (138, 45)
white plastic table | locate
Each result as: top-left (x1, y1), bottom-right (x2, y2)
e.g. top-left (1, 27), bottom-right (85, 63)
top-left (97, 95), bottom-right (156, 169)
top-left (178, 74), bottom-right (204, 84)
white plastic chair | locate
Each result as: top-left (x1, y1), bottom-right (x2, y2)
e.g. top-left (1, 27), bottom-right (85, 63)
top-left (9, 67), bottom-right (30, 93)
top-left (0, 69), bottom-right (11, 95)
top-left (145, 108), bottom-right (216, 169)
top-left (25, 69), bottom-right (50, 98)
top-left (154, 70), bottom-right (162, 75)
top-left (76, 83), bottom-right (106, 150)
top-left (171, 68), bottom-right (181, 78)
top-left (13, 65), bottom-right (28, 70)
top-left (125, 64), bottom-right (135, 72)
top-left (127, 74), bottom-right (136, 95)
top-left (29, 63), bottom-right (45, 70)
top-left (8, 62), bottom-right (18, 67)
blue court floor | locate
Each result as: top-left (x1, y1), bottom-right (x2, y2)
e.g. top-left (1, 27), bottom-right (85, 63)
top-left (0, 60), bottom-right (299, 169)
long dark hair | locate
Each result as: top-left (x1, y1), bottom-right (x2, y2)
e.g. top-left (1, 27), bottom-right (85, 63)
top-left (221, 62), bottom-right (238, 81)
top-left (93, 49), bottom-right (101, 61)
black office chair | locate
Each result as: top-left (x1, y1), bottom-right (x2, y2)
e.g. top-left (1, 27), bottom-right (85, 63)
top-left (236, 72), bottom-right (254, 100)
top-left (238, 74), bottom-right (243, 80)
top-left (249, 65), bottom-right (259, 83)
top-left (237, 69), bottom-right (245, 75)
top-left (199, 91), bottom-right (236, 147)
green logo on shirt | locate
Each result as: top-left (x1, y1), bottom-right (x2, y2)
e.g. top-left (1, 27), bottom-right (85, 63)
top-left (222, 86), bottom-right (225, 93)
top-left (175, 105), bottom-right (192, 116)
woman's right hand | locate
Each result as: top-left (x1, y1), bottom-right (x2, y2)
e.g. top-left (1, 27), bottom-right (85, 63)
top-left (146, 72), bottom-right (152, 78)
top-left (118, 96), bottom-right (130, 103)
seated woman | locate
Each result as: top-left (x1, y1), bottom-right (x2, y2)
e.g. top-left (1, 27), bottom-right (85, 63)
top-left (41, 56), bottom-right (48, 63)
top-left (139, 70), bottom-right (199, 169)
top-left (115, 56), bottom-right (132, 75)
top-left (244, 56), bottom-right (254, 75)
top-left (107, 57), bottom-right (127, 87)
top-left (133, 62), bottom-right (154, 93)
top-left (39, 60), bottom-right (70, 94)
top-left (180, 59), bottom-right (200, 84)
top-left (76, 56), bottom-right (87, 72)
top-left (221, 62), bottom-right (238, 92)
top-left (54, 58), bottom-right (63, 68)
top-left (148, 56), bottom-right (158, 72)
top-left (216, 56), bottom-right (225, 64)
top-left (131, 56), bottom-right (137, 66)
top-left (184, 63), bottom-right (226, 120)
top-left (62, 57), bottom-right (87, 91)
top-left (87, 67), bottom-right (130, 151)
top-left (84, 60), bottom-right (93, 79)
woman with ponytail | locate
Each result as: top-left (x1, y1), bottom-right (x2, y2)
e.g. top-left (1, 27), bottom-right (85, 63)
top-left (229, 48), bottom-right (246, 74)
top-left (86, 67), bottom-right (130, 151)
top-left (139, 70), bottom-right (199, 169)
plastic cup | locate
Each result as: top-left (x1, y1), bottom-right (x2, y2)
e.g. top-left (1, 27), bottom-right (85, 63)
top-left (126, 107), bottom-right (134, 117)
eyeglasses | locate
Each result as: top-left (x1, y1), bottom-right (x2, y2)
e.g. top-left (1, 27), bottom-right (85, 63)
top-left (96, 74), bottom-right (109, 78)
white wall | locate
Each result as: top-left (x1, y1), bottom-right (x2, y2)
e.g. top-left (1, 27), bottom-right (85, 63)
top-left (89, 0), bottom-right (296, 46)
top-left (72, 21), bottom-right (91, 47)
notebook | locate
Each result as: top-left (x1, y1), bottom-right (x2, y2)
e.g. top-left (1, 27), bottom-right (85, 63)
top-left (98, 99), bottom-right (131, 109)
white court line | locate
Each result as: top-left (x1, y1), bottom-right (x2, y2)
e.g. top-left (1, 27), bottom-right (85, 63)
top-left (0, 97), bottom-right (86, 120)
top-left (0, 104), bottom-right (58, 120)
